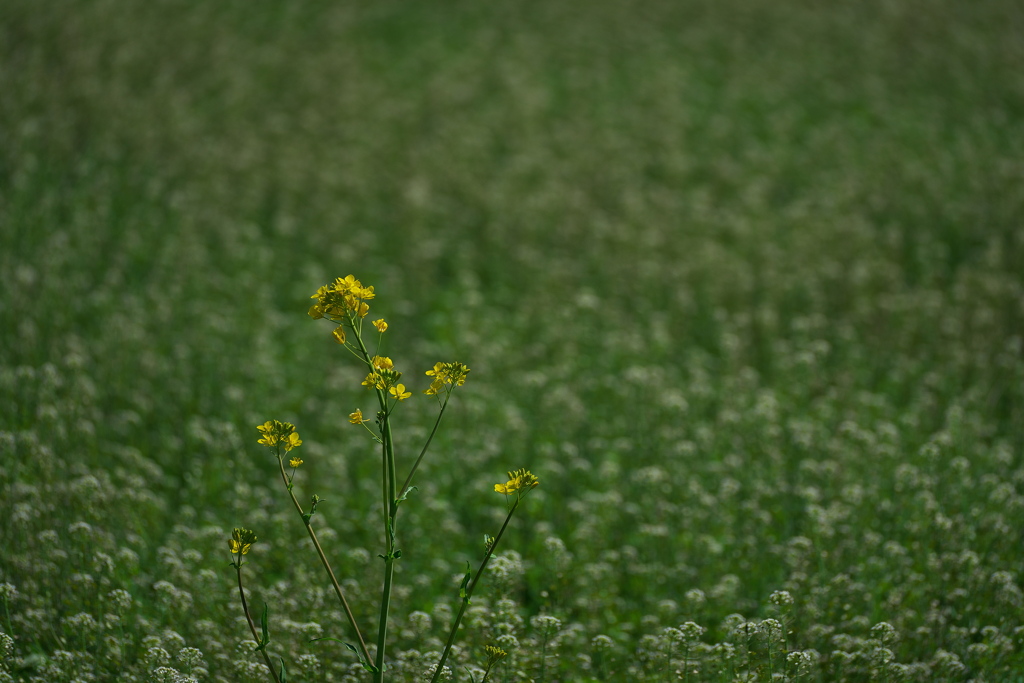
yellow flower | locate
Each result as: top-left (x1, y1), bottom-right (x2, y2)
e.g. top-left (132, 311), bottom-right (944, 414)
top-left (362, 372), bottom-right (387, 390)
top-left (362, 357), bottom-right (401, 391)
top-left (257, 420), bottom-right (301, 452)
top-left (349, 409), bottom-right (366, 425)
top-left (424, 361), bottom-right (470, 394)
top-left (332, 327), bottom-right (346, 344)
top-left (485, 644), bottom-right (508, 666)
top-left (333, 275), bottom-right (360, 293)
top-left (284, 432), bottom-right (302, 452)
top-left (373, 319), bottom-right (388, 333)
top-left (229, 528), bottom-right (258, 555)
top-left (309, 275), bottom-right (375, 324)
top-left (332, 275), bottom-right (375, 300)
top-left (425, 379), bottom-right (443, 396)
top-left (494, 469), bottom-right (540, 495)
top-left (344, 295), bottom-right (370, 318)
top-left (389, 384), bottom-right (412, 400)
top-left (256, 420), bottom-right (278, 447)
top-left (289, 456), bottom-right (303, 468)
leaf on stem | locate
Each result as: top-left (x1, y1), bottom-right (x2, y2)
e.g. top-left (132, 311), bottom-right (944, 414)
top-left (344, 643), bottom-right (380, 671)
top-left (459, 561), bottom-right (472, 601)
top-left (395, 486), bottom-right (418, 505)
top-left (312, 638), bottom-right (380, 673)
top-left (254, 602), bottom-right (270, 652)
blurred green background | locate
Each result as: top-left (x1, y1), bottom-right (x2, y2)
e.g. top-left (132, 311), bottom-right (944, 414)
top-left (2, 0), bottom-right (1023, 680)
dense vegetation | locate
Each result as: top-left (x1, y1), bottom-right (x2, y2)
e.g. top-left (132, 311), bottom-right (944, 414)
top-left (2, 0), bottom-right (1023, 680)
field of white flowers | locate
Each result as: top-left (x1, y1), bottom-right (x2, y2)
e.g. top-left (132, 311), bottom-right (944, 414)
top-left (2, 0), bottom-right (1023, 681)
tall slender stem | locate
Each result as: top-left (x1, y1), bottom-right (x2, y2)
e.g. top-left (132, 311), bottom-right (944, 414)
top-left (276, 456), bottom-right (371, 665)
top-left (398, 394), bottom-right (450, 500)
top-left (235, 562), bottom-right (283, 683)
top-left (374, 558), bottom-right (396, 681)
top-left (374, 410), bottom-right (397, 682)
top-left (350, 322), bottom-right (400, 682)
top-left (430, 498), bottom-right (521, 683)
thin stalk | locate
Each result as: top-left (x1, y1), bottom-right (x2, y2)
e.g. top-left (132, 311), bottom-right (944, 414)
top-left (398, 393), bottom-right (450, 499)
top-left (373, 410), bottom-right (398, 682)
top-left (384, 403), bottom-right (397, 507)
top-left (430, 498), bottom-right (521, 683)
top-left (373, 558), bottom-right (396, 681)
top-left (480, 663), bottom-right (497, 683)
top-left (276, 456), bottom-right (372, 666)
top-left (350, 323), bottom-right (400, 682)
top-left (235, 562), bottom-right (283, 683)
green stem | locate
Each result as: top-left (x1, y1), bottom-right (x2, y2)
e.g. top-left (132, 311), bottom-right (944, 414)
top-left (235, 562), bottom-right (283, 683)
top-left (385, 406), bottom-right (397, 510)
top-left (398, 393), bottom-right (450, 500)
top-left (276, 456), bottom-right (371, 666)
top-left (373, 411), bottom-right (398, 682)
top-left (373, 558), bottom-right (396, 681)
top-left (350, 320), bottom-right (399, 682)
top-left (430, 498), bottom-right (521, 683)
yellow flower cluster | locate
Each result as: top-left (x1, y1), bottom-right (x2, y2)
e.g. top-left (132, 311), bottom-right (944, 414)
top-left (424, 361), bottom-right (471, 396)
top-left (229, 527), bottom-right (258, 555)
top-left (256, 420), bottom-right (303, 452)
top-left (362, 356), bottom-right (403, 392)
top-left (484, 644), bottom-right (508, 666)
top-left (308, 274), bottom-right (376, 324)
top-left (494, 469), bottom-right (540, 496)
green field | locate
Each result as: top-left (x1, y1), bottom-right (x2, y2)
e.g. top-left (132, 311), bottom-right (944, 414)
top-left (2, 0), bottom-right (1024, 680)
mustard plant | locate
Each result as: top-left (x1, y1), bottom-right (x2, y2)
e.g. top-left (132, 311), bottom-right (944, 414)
top-left (232, 275), bottom-right (541, 682)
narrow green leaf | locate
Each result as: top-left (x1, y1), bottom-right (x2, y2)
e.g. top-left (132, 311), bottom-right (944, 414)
top-left (279, 657), bottom-right (287, 683)
top-left (340, 641), bottom-right (380, 673)
top-left (395, 486), bottom-right (418, 504)
top-left (459, 561), bottom-right (472, 600)
top-left (260, 602), bottom-right (270, 649)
